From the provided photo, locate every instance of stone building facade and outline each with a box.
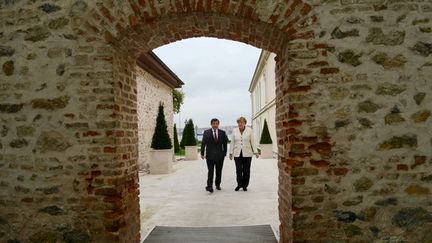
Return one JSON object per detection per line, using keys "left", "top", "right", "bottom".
{"left": 136, "top": 52, "right": 182, "bottom": 173}
{"left": 0, "top": 1, "right": 431, "bottom": 242}
{"left": 249, "top": 50, "right": 278, "bottom": 154}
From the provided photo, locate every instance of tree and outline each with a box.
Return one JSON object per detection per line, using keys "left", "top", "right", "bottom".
{"left": 173, "top": 123, "right": 180, "bottom": 153}
{"left": 183, "top": 119, "right": 197, "bottom": 146}
{"left": 180, "top": 124, "right": 186, "bottom": 149}
{"left": 259, "top": 119, "right": 273, "bottom": 144}
{"left": 151, "top": 103, "right": 172, "bottom": 149}
{"left": 172, "top": 89, "right": 184, "bottom": 114}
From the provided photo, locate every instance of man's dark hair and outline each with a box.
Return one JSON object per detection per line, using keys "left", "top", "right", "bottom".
{"left": 210, "top": 118, "right": 219, "bottom": 124}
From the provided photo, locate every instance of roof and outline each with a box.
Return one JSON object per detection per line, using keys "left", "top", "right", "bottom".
{"left": 136, "top": 51, "right": 184, "bottom": 89}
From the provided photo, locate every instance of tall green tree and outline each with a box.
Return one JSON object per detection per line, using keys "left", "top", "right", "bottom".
{"left": 180, "top": 122, "right": 187, "bottom": 149}
{"left": 172, "top": 89, "right": 184, "bottom": 114}
{"left": 173, "top": 123, "right": 180, "bottom": 153}
{"left": 151, "top": 103, "right": 172, "bottom": 149}
{"left": 183, "top": 119, "right": 197, "bottom": 146}
{"left": 259, "top": 119, "right": 273, "bottom": 144}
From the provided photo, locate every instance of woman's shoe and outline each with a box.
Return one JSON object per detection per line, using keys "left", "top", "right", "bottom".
{"left": 243, "top": 187, "right": 247, "bottom": 191}
{"left": 235, "top": 186, "right": 241, "bottom": 191}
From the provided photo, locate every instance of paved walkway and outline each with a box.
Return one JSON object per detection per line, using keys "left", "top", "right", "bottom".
{"left": 138, "top": 157, "right": 280, "bottom": 241}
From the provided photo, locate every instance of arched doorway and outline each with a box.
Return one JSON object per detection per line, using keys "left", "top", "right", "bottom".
{"left": 73, "top": 2, "right": 315, "bottom": 241}
{"left": 1, "top": 1, "right": 431, "bottom": 242}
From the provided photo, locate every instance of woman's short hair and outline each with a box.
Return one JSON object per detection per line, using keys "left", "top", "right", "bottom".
{"left": 236, "top": 116, "right": 247, "bottom": 124}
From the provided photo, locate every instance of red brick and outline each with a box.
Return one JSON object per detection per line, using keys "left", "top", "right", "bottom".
{"left": 307, "top": 61, "right": 328, "bottom": 68}
{"left": 320, "top": 67, "right": 339, "bottom": 74}
{"left": 301, "top": 3, "right": 312, "bottom": 15}
{"left": 288, "top": 86, "right": 311, "bottom": 93}
{"left": 412, "top": 155, "right": 426, "bottom": 169}
{"left": 103, "top": 195, "right": 123, "bottom": 203}
{"left": 98, "top": 4, "right": 114, "bottom": 22}
{"left": 332, "top": 167, "right": 349, "bottom": 175}
{"left": 397, "top": 164, "right": 409, "bottom": 171}
{"left": 83, "top": 131, "right": 101, "bottom": 137}
{"left": 292, "top": 31, "right": 314, "bottom": 40}
{"left": 288, "top": 119, "right": 303, "bottom": 127}
{"left": 104, "top": 146, "right": 116, "bottom": 153}
{"left": 288, "top": 111, "right": 299, "bottom": 118}
{"left": 270, "top": 14, "right": 279, "bottom": 24}
{"left": 64, "top": 113, "right": 75, "bottom": 118}
{"left": 129, "top": 3, "right": 141, "bottom": 16}
{"left": 91, "top": 170, "right": 102, "bottom": 176}
{"left": 313, "top": 43, "right": 328, "bottom": 49}
{"left": 290, "top": 152, "right": 312, "bottom": 158}
{"left": 287, "top": 159, "right": 305, "bottom": 168}
{"left": 104, "top": 210, "right": 124, "bottom": 219}
{"left": 95, "top": 187, "right": 120, "bottom": 196}
{"left": 284, "top": 0, "right": 302, "bottom": 18}
{"left": 292, "top": 177, "right": 306, "bottom": 185}
{"left": 310, "top": 159, "right": 329, "bottom": 167}
{"left": 287, "top": 128, "right": 300, "bottom": 135}
{"left": 21, "top": 198, "right": 33, "bottom": 203}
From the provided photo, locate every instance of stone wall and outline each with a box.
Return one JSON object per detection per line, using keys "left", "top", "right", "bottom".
{"left": 136, "top": 67, "right": 174, "bottom": 173}
{"left": 0, "top": 1, "right": 124, "bottom": 242}
{"left": 0, "top": 0, "right": 431, "bottom": 242}
{"left": 279, "top": 2, "right": 432, "bottom": 242}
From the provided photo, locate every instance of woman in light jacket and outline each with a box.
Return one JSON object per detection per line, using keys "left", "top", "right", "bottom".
{"left": 229, "top": 116, "right": 259, "bottom": 191}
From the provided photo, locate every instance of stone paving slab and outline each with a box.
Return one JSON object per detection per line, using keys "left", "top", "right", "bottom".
{"left": 139, "top": 158, "right": 279, "bottom": 241}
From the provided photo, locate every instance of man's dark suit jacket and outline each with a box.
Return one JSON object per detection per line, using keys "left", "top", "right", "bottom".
{"left": 200, "top": 129, "right": 228, "bottom": 161}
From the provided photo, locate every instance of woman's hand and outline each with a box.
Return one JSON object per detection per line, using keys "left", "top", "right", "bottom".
{"left": 255, "top": 153, "right": 259, "bottom": 158}
{"left": 229, "top": 154, "right": 233, "bottom": 160}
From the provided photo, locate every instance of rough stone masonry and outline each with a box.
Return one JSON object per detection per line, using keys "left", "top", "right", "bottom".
{"left": 0, "top": 0, "right": 431, "bottom": 242}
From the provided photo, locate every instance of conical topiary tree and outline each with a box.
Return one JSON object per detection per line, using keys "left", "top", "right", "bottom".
{"left": 259, "top": 119, "right": 273, "bottom": 144}
{"left": 180, "top": 123, "right": 187, "bottom": 149}
{"left": 173, "top": 123, "right": 180, "bottom": 153}
{"left": 151, "top": 103, "right": 172, "bottom": 149}
{"left": 184, "top": 119, "right": 197, "bottom": 146}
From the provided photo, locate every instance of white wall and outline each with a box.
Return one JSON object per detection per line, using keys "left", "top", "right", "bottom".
{"left": 251, "top": 52, "right": 277, "bottom": 154}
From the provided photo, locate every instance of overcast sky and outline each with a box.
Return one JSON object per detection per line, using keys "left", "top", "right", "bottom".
{"left": 154, "top": 37, "right": 261, "bottom": 128}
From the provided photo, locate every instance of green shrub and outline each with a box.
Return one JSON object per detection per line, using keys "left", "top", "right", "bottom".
{"left": 183, "top": 119, "right": 197, "bottom": 146}
{"left": 259, "top": 119, "right": 273, "bottom": 144}
{"left": 151, "top": 103, "right": 172, "bottom": 149}
{"left": 174, "top": 123, "right": 180, "bottom": 153}
{"left": 180, "top": 125, "right": 186, "bottom": 149}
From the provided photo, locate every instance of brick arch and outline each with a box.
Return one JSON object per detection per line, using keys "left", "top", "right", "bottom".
{"left": 71, "top": 1, "right": 318, "bottom": 242}
{"left": 2, "top": 0, "right": 431, "bottom": 242}
{"left": 79, "top": 0, "right": 316, "bottom": 56}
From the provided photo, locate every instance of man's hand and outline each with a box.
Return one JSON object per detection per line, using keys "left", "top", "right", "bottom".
{"left": 201, "top": 155, "right": 205, "bottom": 160}
{"left": 229, "top": 154, "right": 233, "bottom": 160}
{"left": 255, "top": 153, "right": 259, "bottom": 158}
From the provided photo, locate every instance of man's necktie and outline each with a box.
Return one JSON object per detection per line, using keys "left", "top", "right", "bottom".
{"left": 214, "top": 130, "right": 218, "bottom": 144}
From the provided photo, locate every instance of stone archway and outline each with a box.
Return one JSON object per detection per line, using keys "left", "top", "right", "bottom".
{"left": 1, "top": 1, "right": 431, "bottom": 242}
{"left": 72, "top": 1, "right": 316, "bottom": 242}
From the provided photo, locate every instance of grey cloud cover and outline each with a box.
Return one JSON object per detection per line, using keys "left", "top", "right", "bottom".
{"left": 154, "top": 37, "right": 261, "bottom": 128}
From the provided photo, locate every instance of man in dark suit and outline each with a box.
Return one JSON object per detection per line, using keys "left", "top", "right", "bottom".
{"left": 201, "top": 118, "right": 228, "bottom": 193}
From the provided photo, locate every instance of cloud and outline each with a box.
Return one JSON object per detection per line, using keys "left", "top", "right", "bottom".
{"left": 154, "top": 37, "right": 261, "bottom": 127}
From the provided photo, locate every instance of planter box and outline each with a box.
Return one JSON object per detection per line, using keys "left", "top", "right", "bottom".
{"left": 260, "top": 144, "right": 273, "bottom": 159}
{"left": 185, "top": 145, "right": 198, "bottom": 160}
{"left": 149, "top": 149, "right": 173, "bottom": 174}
